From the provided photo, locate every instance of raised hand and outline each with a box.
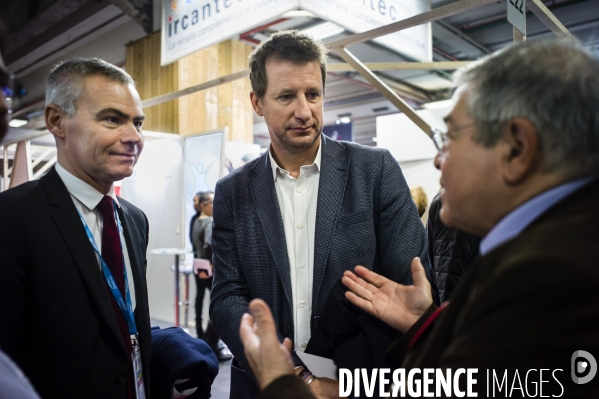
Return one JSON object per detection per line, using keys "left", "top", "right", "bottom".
{"left": 239, "top": 299, "right": 295, "bottom": 390}
{"left": 341, "top": 257, "right": 433, "bottom": 333}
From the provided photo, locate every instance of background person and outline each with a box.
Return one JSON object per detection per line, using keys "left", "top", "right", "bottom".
{"left": 192, "top": 191, "right": 232, "bottom": 362}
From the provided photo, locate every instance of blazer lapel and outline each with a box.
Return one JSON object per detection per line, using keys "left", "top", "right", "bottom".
{"left": 312, "top": 136, "right": 349, "bottom": 309}
{"left": 249, "top": 153, "right": 293, "bottom": 310}
{"left": 116, "top": 204, "right": 145, "bottom": 307}
{"left": 42, "top": 168, "right": 125, "bottom": 351}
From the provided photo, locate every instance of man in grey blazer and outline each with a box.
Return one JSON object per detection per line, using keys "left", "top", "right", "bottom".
{"left": 210, "top": 30, "right": 436, "bottom": 399}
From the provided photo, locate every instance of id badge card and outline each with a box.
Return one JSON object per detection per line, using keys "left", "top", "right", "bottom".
{"left": 132, "top": 337, "right": 146, "bottom": 399}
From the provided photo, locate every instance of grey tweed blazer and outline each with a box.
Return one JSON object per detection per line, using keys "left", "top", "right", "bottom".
{"left": 210, "top": 134, "right": 436, "bottom": 399}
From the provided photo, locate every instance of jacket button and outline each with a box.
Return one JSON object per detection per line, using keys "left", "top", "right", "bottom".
{"left": 115, "top": 373, "right": 126, "bottom": 384}
{"left": 284, "top": 324, "right": 292, "bottom": 333}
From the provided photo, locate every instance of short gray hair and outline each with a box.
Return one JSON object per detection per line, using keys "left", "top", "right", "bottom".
{"left": 454, "top": 37, "right": 599, "bottom": 179}
{"left": 46, "top": 58, "right": 135, "bottom": 117}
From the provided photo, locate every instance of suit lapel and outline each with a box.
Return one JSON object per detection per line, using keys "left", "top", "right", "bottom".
{"left": 116, "top": 204, "right": 145, "bottom": 307}
{"left": 42, "top": 168, "right": 125, "bottom": 351}
{"left": 312, "top": 136, "right": 349, "bottom": 309}
{"left": 249, "top": 153, "right": 293, "bottom": 310}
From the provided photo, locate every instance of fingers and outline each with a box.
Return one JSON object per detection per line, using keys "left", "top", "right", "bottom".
{"left": 344, "top": 290, "right": 374, "bottom": 315}
{"left": 410, "top": 257, "right": 429, "bottom": 288}
{"left": 353, "top": 265, "right": 391, "bottom": 288}
{"left": 248, "top": 299, "right": 278, "bottom": 344}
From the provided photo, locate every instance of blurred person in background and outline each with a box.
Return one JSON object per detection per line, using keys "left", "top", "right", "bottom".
{"left": 192, "top": 191, "right": 232, "bottom": 362}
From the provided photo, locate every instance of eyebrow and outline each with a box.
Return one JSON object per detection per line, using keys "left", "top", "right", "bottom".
{"left": 95, "top": 107, "right": 145, "bottom": 121}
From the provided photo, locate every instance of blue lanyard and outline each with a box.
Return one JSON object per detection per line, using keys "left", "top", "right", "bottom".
{"left": 78, "top": 202, "right": 137, "bottom": 335}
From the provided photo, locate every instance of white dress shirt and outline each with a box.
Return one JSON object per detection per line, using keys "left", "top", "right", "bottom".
{"left": 269, "top": 141, "right": 321, "bottom": 351}
{"left": 55, "top": 162, "right": 136, "bottom": 310}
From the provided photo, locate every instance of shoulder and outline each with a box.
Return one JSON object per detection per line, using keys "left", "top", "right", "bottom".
{"left": 0, "top": 180, "right": 43, "bottom": 210}
{"left": 118, "top": 197, "right": 147, "bottom": 224}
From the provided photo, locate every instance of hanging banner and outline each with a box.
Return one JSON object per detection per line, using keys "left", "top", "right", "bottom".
{"left": 162, "top": 0, "right": 431, "bottom": 66}
{"left": 300, "top": 0, "right": 431, "bottom": 62}
{"left": 162, "top": 0, "right": 297, "bottom": 66}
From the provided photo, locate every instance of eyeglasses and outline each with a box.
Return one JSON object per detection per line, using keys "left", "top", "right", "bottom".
{"left": 430, "top": 122, "right": 477, "bottom": 153}
{"left": 1, "top": 70, "right": 27, "bottom": 114}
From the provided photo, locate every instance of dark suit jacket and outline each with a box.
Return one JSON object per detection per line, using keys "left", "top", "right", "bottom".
{"left": 0, "top": 167, "right": 152, "bottom": 399}
{"left": 385, "top": 178, "right": 599, "bottom": 397}
{"left": 257, "top": 178, "right": 599, "bottom": 399}
{"left": 210, "top": 135, "right": 435, "bottom": 398}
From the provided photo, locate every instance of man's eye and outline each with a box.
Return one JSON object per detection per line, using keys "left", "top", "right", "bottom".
{"left": 105, "top": 116, "right": 119, "bottom": 123}
{"left": 307, "top": 92, "right": 320, "bottom": 99}
{"left": 134, "top": 121, "right": 143, "bottom": 128}
{"left": 279, "top": 95, "right": 292, "bottom": 101}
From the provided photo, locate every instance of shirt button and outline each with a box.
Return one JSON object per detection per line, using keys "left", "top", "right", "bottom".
{"left": 301, "top": 343, "right": 307, "bottom": 349}
{"left": 299, "top": 263, "right": 305, "bottom": 268}
{"left": 296, "top": 187, "right": 302, "bottom": 193}
{"left": 298, "top": 223, "right": 304, "bottom": 228}
{"left": 299, "top": 301, "right": 305, "bottom": 307}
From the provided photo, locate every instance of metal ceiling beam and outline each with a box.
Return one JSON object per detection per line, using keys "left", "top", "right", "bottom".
{"left": 527, "top": 0, "right": 572, "bottom": 36}
{"left": 141, "top": 69, "right": 250, "bottom": 108}
{"left": 326, "top": 0, "right": 499, "bottom": 50}
{"left": 332, "top": 47, "right": 431, "bottom": 135}
{"left": 328, "top": 61, "right": 472, "bottom": 71}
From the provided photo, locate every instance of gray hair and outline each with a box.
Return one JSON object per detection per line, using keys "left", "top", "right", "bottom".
{"left": 46, "top": 58, "right": 135, "bottom": 117}
{"left": 454, "top": 36, "right": 599, "bottom": 179}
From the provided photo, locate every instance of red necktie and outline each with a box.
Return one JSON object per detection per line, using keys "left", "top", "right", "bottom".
{"left": 97, "top": 196, "right": 135, "bottom": 398}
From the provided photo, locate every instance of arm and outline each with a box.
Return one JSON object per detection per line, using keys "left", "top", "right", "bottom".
{"left": 375, "top": 151, "right": 439, "bottom": 303}
{"left": 209, "top": 181, "right": 253, "bottom": 374}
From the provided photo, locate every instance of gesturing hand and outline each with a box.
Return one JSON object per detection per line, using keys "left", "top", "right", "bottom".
{"left": 239, "top": 299, "right": 295, "bottom": 390}
{"left": 341, "top": 257, "right": 433, "bottom": 333}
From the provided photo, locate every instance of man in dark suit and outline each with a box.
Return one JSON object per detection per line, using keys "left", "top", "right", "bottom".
{"left": 0, "top": 58, "right": 151, "bottom": 398}
{"left": 210, "top": 30, "right": 435, "bottom": 399}
{"left": 239, "top": 37, "right": 599, "bottom": 398}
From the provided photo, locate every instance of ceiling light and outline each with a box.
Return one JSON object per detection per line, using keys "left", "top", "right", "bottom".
{"left": 340, "top": 117, "right": 351, "bottom": 124}
{"left": 301, "top": 22, "right": 344, "bottom": 41}
{"left": 422, "top": 99, "right": 453, "bottom": 110}
{"left": 9, "top": 119, "right": 28, "bottom": 127}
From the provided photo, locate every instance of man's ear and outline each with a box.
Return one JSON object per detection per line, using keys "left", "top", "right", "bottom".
{"left": 45, "top": 104, "right": 66, "bottom": 139}
{"left": 501, "top": 117, "right": 540, "bottom": 185}
{"left": 250, "top": 92, "right": 264, "bottom": 117}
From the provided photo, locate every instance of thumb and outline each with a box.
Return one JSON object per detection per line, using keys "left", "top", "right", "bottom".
{"left": 248, "top": 299, "right": 278, "bottom": 343}
{"left": 411, "top": 257, "right": 429, "bottom": 287}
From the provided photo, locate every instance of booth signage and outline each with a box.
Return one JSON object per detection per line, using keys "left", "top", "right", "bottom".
{"left": 162, "top": 0, "right": 431, "bottom": 66}
{"left": 301, "top": 0, "right": 431, "bottom": 62}
{"left": 507, "top": 0, "right": 527, "bottom": 35}
{"left": 161, "top": 0, "right": 297, "bottom": 66}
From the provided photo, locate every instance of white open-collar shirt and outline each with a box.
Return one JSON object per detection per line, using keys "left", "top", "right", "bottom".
{"left": 55, "top": 162, "right": 136, "bottom": 310}
{"left": 269, "top": 140, "right": 322, "bottom": 351}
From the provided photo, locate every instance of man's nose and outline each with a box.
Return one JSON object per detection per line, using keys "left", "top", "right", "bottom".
{"left": 122, "top": 122, "right": 143, "bottom": 144}
{"left": 294, "top": 95, "right": 311, "bottom": 121}
{"left": 434, "top": 152, "right": 442, "bottom": 170}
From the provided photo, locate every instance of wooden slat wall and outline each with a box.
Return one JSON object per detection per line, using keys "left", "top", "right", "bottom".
{"left": 127, "top": 33, "right": 254, "bottom": 141}
{"left": 125, "top": 32, "right": 179, "bottom": 134}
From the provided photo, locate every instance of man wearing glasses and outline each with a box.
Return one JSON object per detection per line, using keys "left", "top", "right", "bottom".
{"left": 239, "top": 37, "right": 599, "bottom": 398}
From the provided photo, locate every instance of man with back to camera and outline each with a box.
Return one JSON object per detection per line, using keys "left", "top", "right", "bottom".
{"left": 0, "top": 22, "right": 42, "bottom": 399}
{"left": 0, "top": 58, "right": 152, "bottom": 398}
{"left": 209, "top": 29, "right": 437, "bottom": 399}
{"left": 239, "top": 36, "right": 599, "bottom": 398}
